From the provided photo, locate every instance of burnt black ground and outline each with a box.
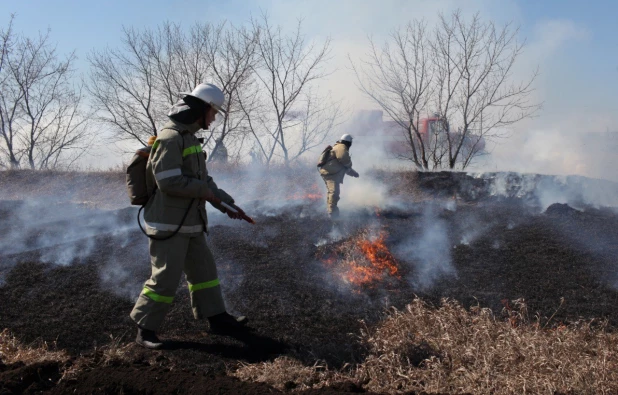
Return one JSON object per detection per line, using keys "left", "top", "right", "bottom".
{"left": 1, "top": 170, "right": 618, "bottom": 393}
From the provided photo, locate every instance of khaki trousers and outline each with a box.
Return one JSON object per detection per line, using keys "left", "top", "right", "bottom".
{"left": 130, "top": 233, "right": 226, "bottom": 331}
{"left": 321, "top": 176, "right": 341, "bottom": 217}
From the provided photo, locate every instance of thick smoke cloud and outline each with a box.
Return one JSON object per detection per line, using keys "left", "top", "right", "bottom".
{"left": 476, "top": 129, "right": 618, "bottom": 185}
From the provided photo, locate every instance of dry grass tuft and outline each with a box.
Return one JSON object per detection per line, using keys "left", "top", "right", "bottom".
{"left": 0, "top": 328, "right": 69, "bottom": 366}
{"left": 93, "top": 334, "right": 133, "bottom": 366}
{"left": 233, "top": 356, "right": 336, "bottom": 391}
{"left": 1, "top": 329, "right": 135, "bottom": 386}
{"left": 59, "top": 334, "right": 133, "bottom": 382}
{"left": 232, "top": 299, "right": 618, "bottom": 394}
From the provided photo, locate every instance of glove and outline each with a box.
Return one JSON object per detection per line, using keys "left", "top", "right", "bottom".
{"left": 226, "top": 203, "right": 246, "bottom": 220}
{"left": 232, "top": 204, "right": 246, "bottom": 216}
{"left": 226, "top": 209, "right": 241, "bottom": 220}
{"left": 217, "top": 189, "right": 235, "bottom": 205}
{"left": 349, "top": 169, "right": 360, "bottom": 178}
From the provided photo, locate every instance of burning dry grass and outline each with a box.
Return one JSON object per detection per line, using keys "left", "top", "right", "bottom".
{"left": 232, "top": 299, "right": 618, "bottom": 394}
{"left": 319, "top": 228, "right": 401, "bottom": 288}
{"left": 287, "top": 182, "right": 324, "bottom": 201}
{"left": 0, "top": 328, "right": 69, "bottom": 366}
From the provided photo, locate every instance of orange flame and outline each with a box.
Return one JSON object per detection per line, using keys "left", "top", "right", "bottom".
{"left": 345, "top": 232, "right": 400, "bottom": 286}
{"left": 322, "top": 257, "right": 337, "bottom": 265}
{"left": 287, "top": 184, "right": 324, "bottom": 201}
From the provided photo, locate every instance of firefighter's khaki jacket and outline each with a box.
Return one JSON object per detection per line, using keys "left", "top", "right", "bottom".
{"left": 319, "top": 142, "right": 356, "bottom": 183}
{"left": 143, "top": 119, "right": 233, "bottom": 235}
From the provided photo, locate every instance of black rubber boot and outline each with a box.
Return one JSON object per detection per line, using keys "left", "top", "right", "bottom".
{"left": 208, "top": 312, "right": 249, "bottom": 334}
{"left": 136, "top": 326, "right": 164, "bottom": 350}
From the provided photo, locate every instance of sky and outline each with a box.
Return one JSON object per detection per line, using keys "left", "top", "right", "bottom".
{"left": 2, "top": 0, "right": 618, "bottom": 179}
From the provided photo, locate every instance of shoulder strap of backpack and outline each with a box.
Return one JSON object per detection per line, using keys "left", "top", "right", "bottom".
{"left": 136, "top": 126, "right": 196, "bottom": 241}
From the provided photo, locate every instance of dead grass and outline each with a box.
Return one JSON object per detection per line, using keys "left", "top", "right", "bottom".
{"left": 93, "top": 334, "right": 134, "bottom": 367}
{"left": 234, "top": 357, "right": 335, "bottom": 391}
{"left": 232, "top": 298, "right": 618, "bottom": 394}
{"left": 1, "top": 328, "right": 136, "bottom": 387}
{"left": 59, "top": 334, "right": 134, "bottom": 382}
{"left": 0, "top": 328, "right": 69, "bottom": 366}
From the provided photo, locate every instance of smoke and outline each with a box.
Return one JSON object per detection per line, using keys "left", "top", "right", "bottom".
{"left": 40, "top": 237, "right": 96, "bottom": 266}
{"left": 204, "top": 114, "right": 394, "bottom": 220}
{"left": 333, "top": 111, "right": 401, "bottom": 210}
{"left": 340, "top": 177, "right": 388, "bottom": 209}
{"left": 394, "top": 205, "right": 456, "bottom": 291}
{"left": 0, "top": 200, "right": 132, "bottom": 256}
{"left": 99, "top": 253, "right": 146, "bottom": 301}
{"left": 3, "top": 124, "right": 616, "bottom": 302}
{"left": 314, "top": 224, "right": 346, "bottom": 247}
{"left": 203, "top": 162, "right": 328, "bottom": 222}
{"left": 481, "top": 172, "right": 618, "bottom": 210}
{"left": 474, "top": 118, "right": 618, "bottom": 186}
{"left": 457, "top": 213, "right": 488, "bottom": 246}
{"left": 0, "top": 196, "right": 143, "bottom": 298}
{"left": 216, "top": 256, "right": 247, "bottom": 316}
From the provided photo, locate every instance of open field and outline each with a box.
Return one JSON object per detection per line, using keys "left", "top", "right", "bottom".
{"left": 1, "top": 169, "right": 618, "bottom": 394}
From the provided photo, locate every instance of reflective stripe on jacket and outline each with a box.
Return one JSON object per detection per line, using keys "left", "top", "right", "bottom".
{"left": 143, "top": 119, "right": 234, "bottom": 235}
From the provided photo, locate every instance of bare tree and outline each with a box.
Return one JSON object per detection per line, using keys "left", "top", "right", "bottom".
{"left": 288, "top": 91, "right": 344, "bottom": 161}
{"left": 241, "top": 15, "right": 335, "bottom": 165}
{"left": 433, "top": 11, "right": 540, "bottom": 169}
{"left": 0, "top": 15, "right": 91, "bottom": 170}
{"left": 87, "top": 25, "right": 191, "bottom": 146}
{"left": 0, "top": 14, "right": 19, "bottom": 168}
{"left": 351, "top": 20, "right": 434, "bottom": 169}
{"left": 145, "top": 22, "right": 213, "bottom": 108}
{"left": 202, "top": 23, "right": 259, "bottom": 162}
{"left": 352, "top": 11, "right": 541, "bottom": 170}
{"left": 88, "top": 21, "right": 259, "bottom": 161}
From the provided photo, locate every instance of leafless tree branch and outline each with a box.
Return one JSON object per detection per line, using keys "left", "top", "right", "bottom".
{"left": 0, "top": 16, "right": 92, "bottom": 169}
{"left": 351, "top": 10, "right": 541, "bottom": 170}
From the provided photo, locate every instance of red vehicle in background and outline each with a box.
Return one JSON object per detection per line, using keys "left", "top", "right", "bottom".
{"left": 352, "top": 110, "right": 485, "bottom": 159}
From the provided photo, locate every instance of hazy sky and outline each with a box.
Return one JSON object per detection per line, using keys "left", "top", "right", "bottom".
{"left": 2, "top": 0, "right": 617, "bottom": 179}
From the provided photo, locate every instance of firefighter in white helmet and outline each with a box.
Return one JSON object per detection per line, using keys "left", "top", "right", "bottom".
{"left": 130, "top": 83, "right": 248, "bottom": 349}
{"left": 317, "top": 134, "right": 359, "bottom": 218}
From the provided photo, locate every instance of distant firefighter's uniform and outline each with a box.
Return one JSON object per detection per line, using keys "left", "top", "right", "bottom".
{"left": 318, "top": 142, "right": 358, "bottom": 217}
{"left": 130, "top": 119, "right": 235, "bottom": 331}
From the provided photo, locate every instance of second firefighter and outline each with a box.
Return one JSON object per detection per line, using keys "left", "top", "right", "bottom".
{"left": 318, "top": 134, "right": 359, "bottom": 218}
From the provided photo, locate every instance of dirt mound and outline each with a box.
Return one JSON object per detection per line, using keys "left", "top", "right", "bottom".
{"left": 545, "top": 203, "right": 580, "bottom": 216}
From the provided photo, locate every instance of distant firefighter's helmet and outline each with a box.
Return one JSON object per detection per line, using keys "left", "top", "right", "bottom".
{"left": 340, "top": 134, "right": 354, "bottom": 143}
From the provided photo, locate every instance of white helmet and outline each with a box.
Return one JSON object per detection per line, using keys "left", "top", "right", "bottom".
{"left": 340, "top": 134, "right": 354, "bottom": 143}
{"left": 180, "top": 83, "right": 227, "bottom": 114}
